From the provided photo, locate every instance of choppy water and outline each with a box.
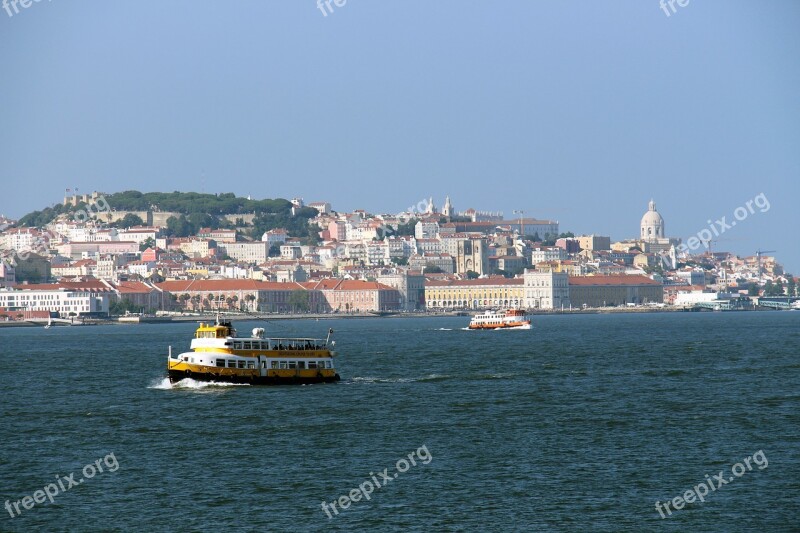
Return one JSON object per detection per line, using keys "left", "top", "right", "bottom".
{"left": 1, "top": 312, "right": 798, "bottom": 532}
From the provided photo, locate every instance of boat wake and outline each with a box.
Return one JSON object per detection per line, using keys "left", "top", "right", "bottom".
{"left": 348, "top": 374, "right": 451, "bottom": 384}
{"left": 148, "top": 378, "right": 250, "bottom": 390}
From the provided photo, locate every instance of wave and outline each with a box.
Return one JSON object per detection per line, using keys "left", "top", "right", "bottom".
{"left": 148, "top": 378, "right": 250, "bottom": 390}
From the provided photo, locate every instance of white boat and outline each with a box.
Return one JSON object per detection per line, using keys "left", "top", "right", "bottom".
{"left": 469, "top": 309, "right": 531, "bottom": 330}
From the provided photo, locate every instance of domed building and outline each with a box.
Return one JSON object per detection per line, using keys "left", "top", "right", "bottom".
{"left": 640, "top": 199, "right": 665, "bottom": 242}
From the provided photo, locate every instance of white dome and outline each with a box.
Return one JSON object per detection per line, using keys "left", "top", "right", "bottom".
{"left": 640, "top": 200, "right": 665, "bottom": 240}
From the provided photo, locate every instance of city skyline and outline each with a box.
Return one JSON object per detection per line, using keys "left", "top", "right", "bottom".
{"left": 1, "top": 1, "right": 798, "bottom": 271}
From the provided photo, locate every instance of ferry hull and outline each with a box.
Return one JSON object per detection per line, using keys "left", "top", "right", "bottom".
{"left": 468, "top": 321, "right": 531, "bottom": 330}
{"left": 168, "top": 369, "right": 341, "bottom": 386}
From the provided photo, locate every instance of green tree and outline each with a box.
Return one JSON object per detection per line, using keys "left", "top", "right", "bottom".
{"left": 423, "top": 265, "right": 444, "bottom": 274}
{"left": 139, "top": 237, "right": 156, "bottom": 252}
{"left": 109, "top": 299, "right": 145, "bottom": 316}
{"left": 466, "top": 270, "right": 479, "bottom": 279}
{"left": 288, "top": 290, "right": 310, "bottom": 313}
{"left": 395, "top": 218, "right": 418, "bottom": 237}
{"left": 113, "top": 213, "right": 145, "bottom": 228}
{"left": 166, "top": 215, "right": 195, "bottom": 237}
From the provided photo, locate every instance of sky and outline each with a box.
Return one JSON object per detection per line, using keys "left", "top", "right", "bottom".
{"left": 1, "top": 1, "right": 798, "bottom": 271}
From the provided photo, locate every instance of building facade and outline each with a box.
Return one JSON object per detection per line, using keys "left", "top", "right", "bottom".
{"left": 568, "top": 275, "right": 663, "bottom": 307}
{"left": 425, "top": 277, "right": 525, "bottom": 310}
{"left": 523, "top": 269, "right": 570, "bottom": 310}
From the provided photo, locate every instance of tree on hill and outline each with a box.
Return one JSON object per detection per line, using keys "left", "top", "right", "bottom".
{"left": 111, "top": 213, "right": 145, "bottom": 229}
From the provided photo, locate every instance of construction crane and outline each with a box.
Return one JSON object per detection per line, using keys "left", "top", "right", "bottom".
{"left": 755, "top": 249, "right": 777, "bottom": 277}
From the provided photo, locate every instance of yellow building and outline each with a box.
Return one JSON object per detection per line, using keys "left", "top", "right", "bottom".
{"left": 425, "top": 277, "right": 524, "bottom": 310}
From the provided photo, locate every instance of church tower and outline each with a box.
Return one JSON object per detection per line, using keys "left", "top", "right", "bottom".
{"left": 443, "top": 196, "right": 453, "bottom": 218}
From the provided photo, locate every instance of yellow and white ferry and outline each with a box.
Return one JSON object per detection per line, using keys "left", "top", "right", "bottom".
{"left": 167, "top": 318, "right": 340, "bottom": 385}
{"left": 468, "top": 309, "right": 531, "bottom": 330}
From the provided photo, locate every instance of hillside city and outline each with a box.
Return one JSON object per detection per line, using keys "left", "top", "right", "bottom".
{"left": 0, "top": 191, "right": 796, "bottom": 321}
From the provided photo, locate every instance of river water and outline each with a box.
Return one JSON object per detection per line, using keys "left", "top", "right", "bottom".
{"left": 0, "top": 312, "right": 798, "bottom": 532}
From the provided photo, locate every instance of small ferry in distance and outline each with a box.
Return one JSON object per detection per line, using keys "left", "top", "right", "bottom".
{"left": 167, "top": 317, "right": 340, "bottom": 385}
{"left": 468, "top": 309, "right": 531, "bottom": 330}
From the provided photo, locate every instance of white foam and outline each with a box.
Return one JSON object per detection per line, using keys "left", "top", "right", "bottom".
{"left": 148, "top": 377, "right": 250, "bottom": 390}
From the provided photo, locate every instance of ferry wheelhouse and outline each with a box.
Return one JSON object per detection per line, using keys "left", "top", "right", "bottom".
{"left": 468, "top": 309, "right": 531, "bottom": 330}
{"left": 167, "top": 318, "right": 340, "bottom": 385}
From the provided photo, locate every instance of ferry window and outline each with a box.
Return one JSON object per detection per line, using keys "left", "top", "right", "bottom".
{"left": 243, "top": 342, "right": 252, "bottom": 350}
{"left": 233, "top": 342, "right": 242, "bottom": 350}
{"left": 271, "top": 361, "right": 278, "bottom": 369}
{"left": 262, "top": 361, "right": 268, "bottom": 369}
{"left": 308, "top": 361, "right": 317, "bottom": 369}
{"left": 298, "top": 361, "right": 306, "bottom": 369}
{"left": 247, "top": 362, "right": 255, "bottom": 369}
{"left": 228, "top": 360, "right": 237, "bottom": 368}
{"left": 238, "top": 361, "right": 246, "bottom": 369}
{"left": 288, "top": 362, "right": 297, "bottom": 369}
{"left": 326, "top": 361, "right": 332, "bottom": 369}
{"left": 216, "top": 359, "right": 225, "bottom": 367}
{"left": 279, "top": 361, "right": 288, "bottom": 369}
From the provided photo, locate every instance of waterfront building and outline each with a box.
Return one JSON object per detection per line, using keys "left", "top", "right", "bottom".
{"left": 523, "top": 269, "right": 570, "bottom": 310}
{"left": 0, "top": 279, "right": 112, "bottom": 316}
{"left": 377, "top": 270, "right": 425, "bottom": 311}
{"left": 425, "top": 277, "right": 525, "bottom": 310}
{"left": 568, "top": 275, "right": 663, "bottom": 307}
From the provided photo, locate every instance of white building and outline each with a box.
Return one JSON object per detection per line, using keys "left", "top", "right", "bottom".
{"left": 261, "top": 229, "right": 288, "bottom": 249}
{"left": 220, "top": 242, "right": 270, "bottom": 264}
{"left": 523, "top": 269, "right": 570, "bottom": 310}
{"left": 118, "top": 227, "right": 162, "bottom": 246}
{"left": 415, "top": 221, "right": 440, "bottom": 240}
{"left": 0, "top": 261, "right": 15, "bottom": 287}
{"left": 529, "top": 247, "right": 568, "bottom": 265}
{"left": 3, "top": 228, "right": 39, "bottom": 252}
{"left": 0, "top": 284, "right": 111, "bottom": 316}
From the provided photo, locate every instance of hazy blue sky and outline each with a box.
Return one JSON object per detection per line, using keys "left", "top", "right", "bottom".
{"left": 1, "top": 1, "right": 798, "bottom": 271}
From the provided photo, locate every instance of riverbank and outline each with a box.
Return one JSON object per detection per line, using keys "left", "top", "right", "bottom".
{"left": 0, "top": 306, "right": 790, "bottom": 329}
